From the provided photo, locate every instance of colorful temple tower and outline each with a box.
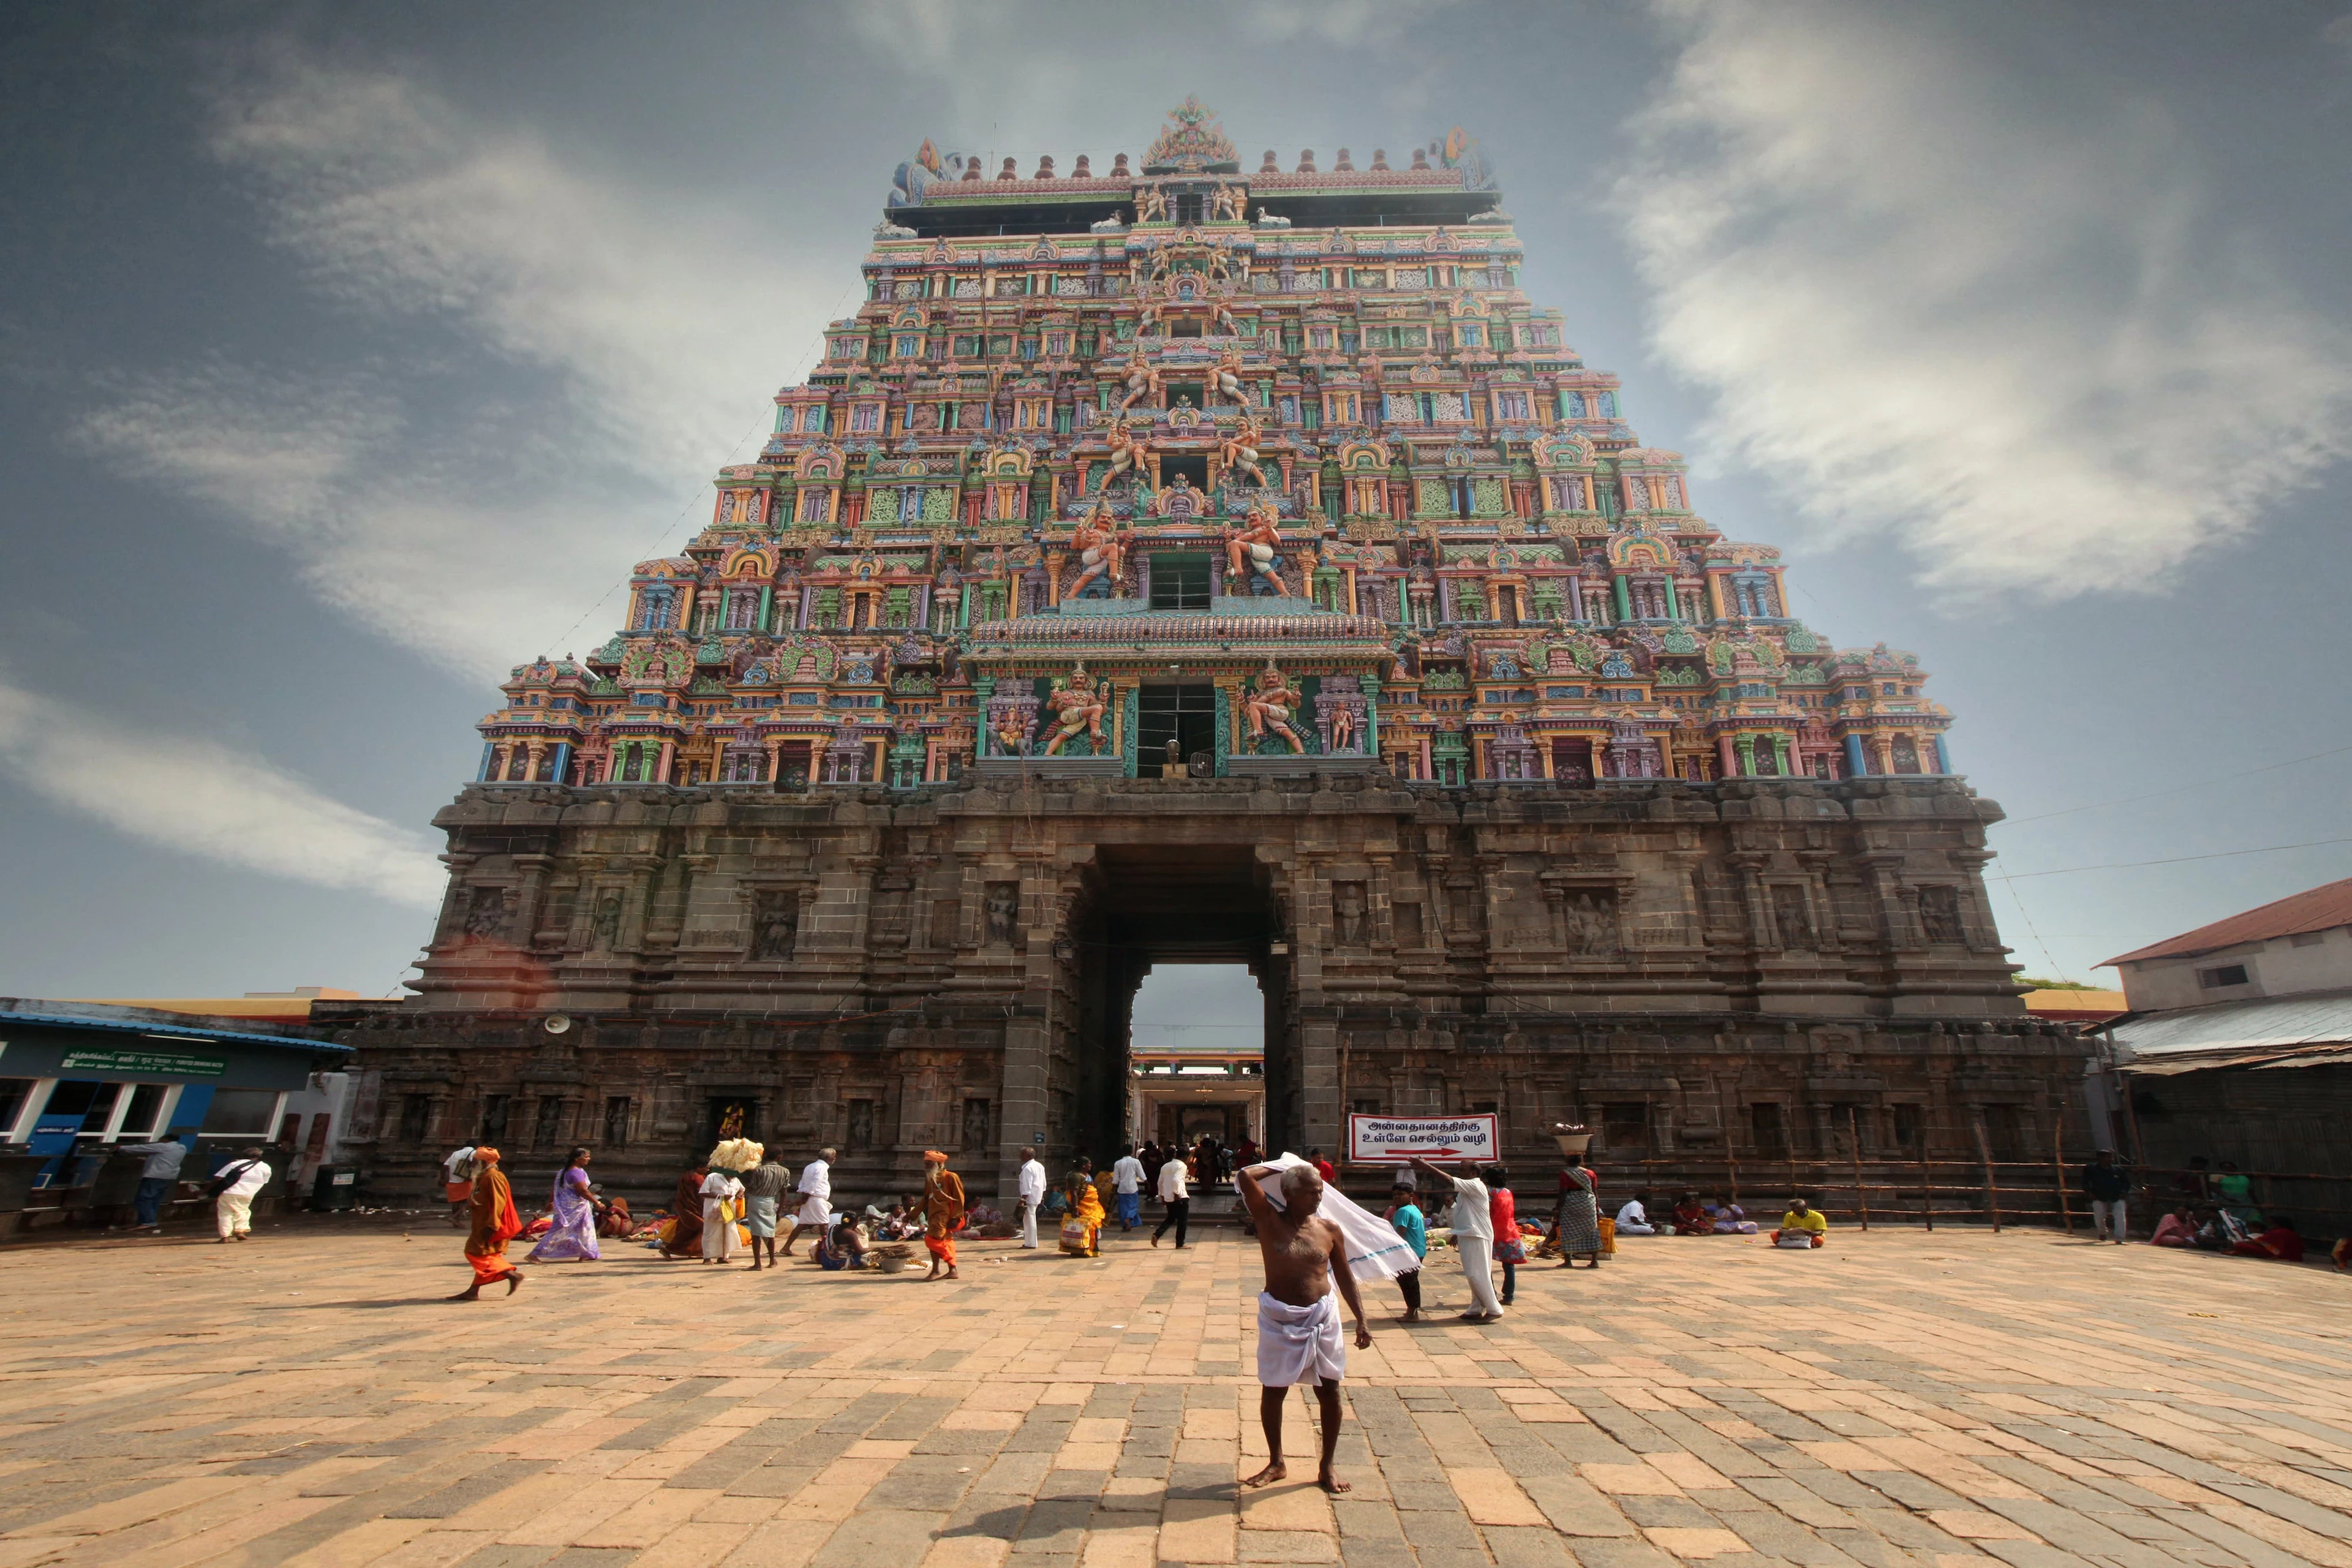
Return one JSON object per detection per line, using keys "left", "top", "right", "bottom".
{"left": 347, "top": 105, "right": 2078, "bottom": 1205}
{"left": 473, "top": 99, "right": 1953, "bottom": 794}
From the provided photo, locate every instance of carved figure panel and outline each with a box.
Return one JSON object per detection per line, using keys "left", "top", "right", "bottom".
{"left": 1332, "top": 881, "right": 1368, "bottom": 946}
{"left": 984, "top": 881, "right": 1020, "bottom": 946}
{"left": 750, "top": 891, "right": 801, "bottom": 960}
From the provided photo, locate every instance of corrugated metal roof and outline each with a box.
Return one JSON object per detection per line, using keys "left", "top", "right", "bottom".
{"left": 2104, "top": 876, "right": 2352, "bottom": 966}
{"left": 2109, "top": 989, "right": 2352, "bottom": 1075}
{"left": 0, "top": 1009, "right": 353, "bottom": 1054}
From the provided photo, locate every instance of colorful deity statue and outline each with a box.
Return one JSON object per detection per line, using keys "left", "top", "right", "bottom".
{"left": 1042, "top": 665, "right": 1110, "bottom": 755}
{"left": 1244, "top": 662, "right": 1305, "bottom": 753}
{"left": 1065, "top": 503, "right": 1129, "bottom": 599}
{"left": 1223, "top": 501, "right": 1287, "bottom": 595}
{"left": 1219, "top": 412, "right": 1267, "bottom": 487}
{"left": 1102, "top": 417, "right": 1152, "bottom": 494}
{"left": 1117, "top": 349, "right": 1161, "bottom": 411}
{"left": 1210, "top": 349, "right": 1246, "bottom": 404}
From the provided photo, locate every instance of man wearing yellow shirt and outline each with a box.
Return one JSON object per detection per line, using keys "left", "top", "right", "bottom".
{"left": 1771, "top": 1197, "right": 1828, "bottom": 1249}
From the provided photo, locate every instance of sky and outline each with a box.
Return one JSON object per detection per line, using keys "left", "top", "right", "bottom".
{"left": 4, "top": 0, "right": 2351, "bottom": 1006}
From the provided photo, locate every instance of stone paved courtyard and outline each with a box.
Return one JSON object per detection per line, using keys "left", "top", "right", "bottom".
{"left": 4, "top": 1218, "right": 2351, "bottom": 1567}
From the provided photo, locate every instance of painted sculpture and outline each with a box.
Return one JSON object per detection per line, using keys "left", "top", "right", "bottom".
{"left": 472, "top": 100, "right": 1956, "bottom": 791}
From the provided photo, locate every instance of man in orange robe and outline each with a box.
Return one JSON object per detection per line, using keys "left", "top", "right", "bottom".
{"left": 451, "top": 1147, "right": 525, "bottom": 1300}
{"left": 922, "top": 1151, "right": 965, "bottom": 1281}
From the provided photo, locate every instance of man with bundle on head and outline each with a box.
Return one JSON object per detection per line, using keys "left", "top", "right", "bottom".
{"left": 450, "top": 1147, "right": 524, "bottom": 1300}
{"left": 1235, "top": 1158, "right": 1374, "bottom": 1496}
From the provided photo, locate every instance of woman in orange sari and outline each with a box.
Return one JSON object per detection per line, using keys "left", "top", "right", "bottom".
{"left": 450, "top": 1147, "right": 525, "bottom": 1300}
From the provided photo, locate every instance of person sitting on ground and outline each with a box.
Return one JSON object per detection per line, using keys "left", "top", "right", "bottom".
{"left": 1615, "top": 1192, "right": 1657, "bottom": 1236}
{"left": 2149, "top": 1206, "right": 2197, "bottom": 1248}
{"left": 1771, "top": 1197, "right": 1829, "bottom": 1249}
{"left": 815, "top": 1213, "right": 872, "bottom": 1270}
{"left": 597, "top": 1194, "right": 635, "bottom": 1238}
{"left": 1671, "top": 1193, "right": 1709, "bottom": 1235}
{"left": 2232, "top": 1215, "right": 2305, "bottom": 1262}
{"left": 2191, "top": 1205, "right": 2248, "bottom": 1251}
{"left": 1709, "top": 1197, "right": 1757, "bottom": 1234}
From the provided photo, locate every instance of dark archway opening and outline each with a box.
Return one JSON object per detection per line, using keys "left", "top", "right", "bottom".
{"left": 1060, "top": 844, "right": 1292, "bottom": 1165}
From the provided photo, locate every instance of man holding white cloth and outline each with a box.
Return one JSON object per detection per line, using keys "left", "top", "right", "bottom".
{"left": 1236, "top": 1159, "right": 1372, "bottom": 1495}
{"left": 1412, "top": 1157, "right": 1503, "bottom": 1321}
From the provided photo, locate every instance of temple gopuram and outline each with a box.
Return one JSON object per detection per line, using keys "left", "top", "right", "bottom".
{"left": 331, "top": 102, "right": 2085, "bottom": 1204}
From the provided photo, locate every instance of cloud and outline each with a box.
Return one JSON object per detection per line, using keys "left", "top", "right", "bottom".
{"left": 69, "top": 47, "right": 842, "bottom": 682}
{"left": 0, "top": 678, "right": 445, "bottom": 909}
{"left": 69, "top": 363, "right": 647, "bottom": 676}
{"left": 1616, "top": 4, "right": 2352, "bottom": 601}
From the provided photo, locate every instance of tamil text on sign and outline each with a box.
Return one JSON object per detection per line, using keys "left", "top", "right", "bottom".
{"left": 1346, "top": 1114, "right": 1499, "bottom": 1165}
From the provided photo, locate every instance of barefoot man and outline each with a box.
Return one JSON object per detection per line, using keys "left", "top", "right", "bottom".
{"left": 1237, "top": 1160, "right": 1373, "bottom": 1494}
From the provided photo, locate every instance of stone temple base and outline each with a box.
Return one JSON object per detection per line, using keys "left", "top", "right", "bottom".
{"left": 322, "top": 774, "right": 2085, "bottom": 1211}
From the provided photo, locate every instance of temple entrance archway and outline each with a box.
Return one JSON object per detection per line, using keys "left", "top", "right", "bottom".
{"left": 1053, "top": 845, "right": 1296, "bottom": 1163}
{"left": 1128, "top": 961, "right": 1264, "bottom": 1155}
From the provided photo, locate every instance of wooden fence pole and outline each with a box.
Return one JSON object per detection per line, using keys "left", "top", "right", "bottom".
{"left": 1848, "top": 1107, "right": 1869, "bottom": 1232}
{"left": 1919, "top": 1137, "right": 1933, "bottom": 1232}
{"left": 2053, "top": 1120, "right": 2074, "bottom": 1236}
{"left": 1975, "top": 1119, "right": 2001, "bottom": 1234}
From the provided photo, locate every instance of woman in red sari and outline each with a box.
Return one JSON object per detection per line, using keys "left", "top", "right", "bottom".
{"left": 450, "top": 1147, "right": 525, "bottom": 1300}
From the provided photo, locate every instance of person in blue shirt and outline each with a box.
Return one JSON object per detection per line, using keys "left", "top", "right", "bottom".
{"left": 1385, "top": 1191, "right": 1429, "bottom": 1322}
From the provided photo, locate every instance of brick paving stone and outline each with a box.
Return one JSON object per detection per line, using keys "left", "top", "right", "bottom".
{"left": 5, "top": 1225, "right": 2352, "bottom": 1564}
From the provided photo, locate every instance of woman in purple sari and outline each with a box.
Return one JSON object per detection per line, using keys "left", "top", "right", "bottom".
{"left": 527, "top": 1147, "right": 601, "bottom": 1262}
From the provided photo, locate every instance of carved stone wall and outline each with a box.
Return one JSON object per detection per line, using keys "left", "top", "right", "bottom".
{"left": 330, "top": 773, "right": 2086, "bottom": 1207}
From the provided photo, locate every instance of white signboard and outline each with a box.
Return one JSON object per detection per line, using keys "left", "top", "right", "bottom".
{"left": 1346, "top": 1114, "right": 1499, "bottom": 1166}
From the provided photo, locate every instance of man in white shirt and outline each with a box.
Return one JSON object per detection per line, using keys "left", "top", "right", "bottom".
{"left": 442, "top": 1145, "right": 477, "bottom": 1227}
{"left": 1016, "top": 1147, "right": 1048, "bottom": 1248}
{"left": 1411, "top": 1157, "right": 1502, "bottom": 1321}
{"left": 1615, "top": 1193, "right": 1656, "bottom": 1236}
{"left": 780, "top": 1148, "right": 834, "bottom": 1257}
{"left": 1152, "top": 1149, "right": 1191, "bottom": 1249}
{"left": 119, "top": 1135, "right": 190, "bottom": 1231}
{"left": 214, "top": 1147, "right": 273, "bottom": 1242}
{"left": 1110, "top": 1147, "right": 1147, "bottom": 1231}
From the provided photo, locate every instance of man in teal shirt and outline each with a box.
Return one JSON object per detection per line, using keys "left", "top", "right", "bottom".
{"left": 1387, "top": 1191, "right": 1428, "bottom": 1322}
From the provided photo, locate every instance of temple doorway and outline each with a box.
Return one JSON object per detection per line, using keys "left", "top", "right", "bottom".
{"left": 1054, "top": 844, "right": 1292, "bottom": 1161}
{"left": 1128, "top": 961, "right": 1264, "bottom": 1153}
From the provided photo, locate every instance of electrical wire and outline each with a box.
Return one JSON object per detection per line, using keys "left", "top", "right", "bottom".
{"left": 2000, "top": 742, "right": 2352, "bottom": 828}
{"left": 1994, "top": 836, "right": 2352, "bottom": 881}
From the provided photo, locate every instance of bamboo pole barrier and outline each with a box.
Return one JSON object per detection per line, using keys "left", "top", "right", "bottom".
{"left": 2053, "top": 1123, "right": 2075, "bottom": 1235}
{"left": 1920, "top": 1138, "right": 1934, "bottom": 1231}
{"left": 1974, "top": 1118, "right": 2000, "bottom": 1234}
{"left": 1847, "top": 1107, "right": 1869, "bottom": 1232}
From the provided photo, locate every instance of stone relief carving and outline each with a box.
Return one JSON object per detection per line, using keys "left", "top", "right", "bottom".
{"left": 1332, "top": 881, "right": 1368, "bottom": 946}
{"left": 984, "top": 882, "right": 1020, "bottom": 946}
{"left": 750, "top": 891, "right": 801, "bottom": 960}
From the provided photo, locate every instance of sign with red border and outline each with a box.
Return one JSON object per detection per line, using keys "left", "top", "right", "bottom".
{"left": 1346, "top": 1113, "right": 1499, "bottom": 1166}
